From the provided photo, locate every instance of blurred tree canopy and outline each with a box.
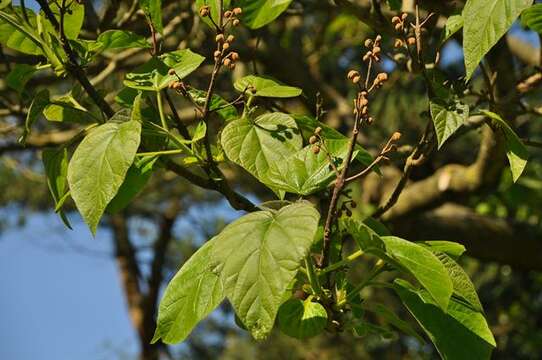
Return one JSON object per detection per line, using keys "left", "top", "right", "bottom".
{"left": 1, "top": 0, "right": 542, "bottom": 359}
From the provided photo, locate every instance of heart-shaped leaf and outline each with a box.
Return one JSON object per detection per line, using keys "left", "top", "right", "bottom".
{"left": 234, "top": 75, "right": 301, "bottom": 98}
{"left": 278, "top": 298, "right": 327, "bottom": 339}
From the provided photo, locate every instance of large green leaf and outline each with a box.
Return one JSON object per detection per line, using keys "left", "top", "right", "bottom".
{"left": 521, "top": 4, "right": 542, "bottom": 33}
{"left": 430, "top": 99, "right": 469, "bottom": 148}
{"left": 96, "top": 30, "right": 151, "bottom": 51}
{"left": 440, "top": 14, "right": 463, "bottom": 46}
{"left": 43, "top": 148, "right": 72, "bottom": 229}
{"left": 394, "top": 279, "right": 495, "bottom": 360}
{"left": 0, "top": 0, "right": 10, "bottom": 10}
{"left": 237, "top": 0, "right": 293, "bottom": 29}
{"left": 152, "top": 239, "right": 224, "bottom": 344}
{"left": 481, "top": 110, "right": 529, "bottom": 182}
{"left": 419, "top": 241, "right": 466, "bottom": 260}
{"left": 340, "top": 218, "right": 386, "bottom": 256}
{"left": 0, "top": 7, "right": 43, "bottom": 55}
{"left": 278, "top": 299, "right": 327, "bottom": 339}
{"left": 139, "top": 0, "right": 163, "bottom": 33}
{"left": 234, "top": 75, "right": 301, "bottom": 98}
{"left": 221, "top": 112, "right": 303, "bottom": 185}
{"left": 463, "top": 0, "right": 531, "bottom": 79}
{"left": 124, "top": 49, "right": 205, "bottom": 91}
{"left": 67, "top": 101, "right": 142, "bottom": 234}
{"left": 211, "top": 202, "right": 320, "bottom": 339}
{"left": 434, "top": 251, "right": 483, "bottom": 313}
{"left": 381, "top": 236, "right": 453, "bottom": 311}
{"left": 43, "top": 1, "right": 84, "bottom": 39}
{"left": 266, "top": 139, "right": 358, "bottom": 195}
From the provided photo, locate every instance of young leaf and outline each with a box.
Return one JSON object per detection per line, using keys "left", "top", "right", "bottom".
{"left": 521, "top": 4, "right": 542, "bottom": 33}
{"left": 419, "top": 241, "right": 466, "bottom": 260}
{"left": 139, "top": 0, "right": 163, "bottom": 33}
{"left": 42, "top": 1, "right": 85, "bottom": 39}
{"left": 124, "top": 49, "right": 205, "bottom": 91}
{"left": 211, "top": 202, "right": 320, "bottom": 339}
{"left": 340, "top": 218, "right": 386, "bottom": 256}
{"left": 188, "top": 88, "right": 238, "bottom": 121}
{"left": 440, "top": 14, "right": 463, "bottom": 46}
{"left": 463, "top": 0, "right": 531, "bottom": 79}
{"left": 67, "top": 103, "right": 142, "bottom": 235}
{"left": 0, "top": 0, "right": 11, "bottom": 10}
{"left": 221, "top": 112, "right": 303, "bottom": 186}
{"left": 107, "top": 156, "right": 157, "bottom": 214}
{"left": 278, "top": 299, "right": 328, "bottom": 339}
{"left": 43, "top": 148, "right": 72, "bottom": 229}
{"left": 430, "top": 99, "right": 469, "bottom": 148}
{"left": 152, "top": 240, "right": 224, "bottom": 344}
{"left": 21, "top": 89, "right": 50, "bottom": 144}
{"left": 381, "top": 236, "right": 453, "bottom": 311}
{"left": 96, "top": 30, "right": 151, "bottom": 51}
{"left": 481, "top": 110, "right": 529, "bottom": 182}
{"left": 6, "top": 64, "right": 39, "bottom": 93}
{"left": 394, "top": 279, "right": 495, "bottom": 360}
{"left": 434, "top": 251, "right": 484, "bottom": 313}
{"left": 237, "top": 0, "right": 293, "bottom": 29}
{"left": 234, "top": 75, "right": 302, "bottom": 98}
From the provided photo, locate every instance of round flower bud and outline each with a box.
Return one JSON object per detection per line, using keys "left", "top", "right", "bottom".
{"left": 391, "top": 131, "right": 402, "bottom": 141}
{"left": 199, "top": 5, "right": 210, "bottom": 17}
{"left": 395, "top": 23, "right": 403, "bottom": 31}
{"left": 227, "top": 35, "right": 235, "bottom": 43}
{"left": 314, "top": 126, "right": 322, "bottom": 135}
{"left": 214, "top": 50, "right": 221, "bottom": 58}
{"left": 394, "top": 38, "right": 403, "bottom": 48}
{"left": 347, "top": 70, "right": 359, "bottom": 80}
{"left": 352, "top": 75, "right": 361, "bottom": 84}
{"left": 222, "top": 42, "right": 230, "bottom": 50}
{"left": 375, "top": 35, "right": 382, "bottom": 42}
{"left": 364, "top": 39, "right": 373, "bottom": 48}
{"left": 224, "top": 10, "right": 232, "bottom": 18}
{"left": 233, "top": 7, "right": 242, "bottom": 15}
{"left": 401, "top": 13, "right": 408, "bottom": 20}
{"left": 392, "top": 16, "right": 401, "bottom": 24}
{"left": 312, "top": 145, "right": 321, "bottom": 154}
{"left": 407, "top": 37, "right": 416, "bottom": 46}
{"left": 230, "top": 52, "right": 240, "bottom": 61}
{"left": 223, "top": 58, "right": 232, "bottom": 66}
{"left": 215, "top": 34, "right": 225, "bottom": 43}
{"left": 233, "top": 19, "right": 240, "bottom": 26}
{"left": 309, "top": 135, "right": 318, "bottom": 145}
{"left": 372, "top": 46, "right": 381, "bottom": 54}
{"left": 377, "top": 72, "right": 388, "bottom": 82}
{"left": 168, "top": 68, "right": 176, "bottom": 76}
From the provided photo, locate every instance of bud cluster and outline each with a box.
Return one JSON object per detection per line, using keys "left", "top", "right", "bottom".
{"left": 362, "top": 35, "right": 382, "bottom": 63}
{"left": 310, "top": 126, "right": 323, "bottom": 154}
{"left": 206, "top": 7, "right": 244, "bottom": 70}
{"left": 391, "top": 13, "right": 408, "bottom": 33}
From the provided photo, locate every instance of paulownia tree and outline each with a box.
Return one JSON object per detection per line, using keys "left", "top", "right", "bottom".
{"left": 1, "top": 0, "right": 542, "bottom": 359}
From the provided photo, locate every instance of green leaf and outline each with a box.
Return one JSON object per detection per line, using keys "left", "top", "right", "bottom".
{"left": 67, "top": 103, "right": 142, "bottom": 235}
{"left": 0, "top": 7, "right": 43, "bottom": 55}
{"left": 43, "top": 148, "right": 72, "bottom": 229}
{"left": 440, "top": 15, "right": 463, "bottom": 46}
{"left": 463, "top": 0, "right": 532, "bottom": 79}
{"left": 394, "top": 279, "right": 495, "bottom": 360}
{"left": 381, "top": 236, "right": 453, "bottom": 311}
{"left": 21, "top": 89, "right": 50, "bottom": 144}
{"left": 6, "top": 63, "right": 39, "bottom": 93}
{"left": 430, "top": 99, "right": 469, "bottom": 148}
{"left": 107, "top": 156, "right": 157, "bottom": 214}
{"left": 340, "top": 218, "right": 386, "bottom": 255}
{"left": 139, "top": 0, "right": 163, "bottom": 33}
{"left": 43, "top": 94, "right": 95, "bottom": 123}
{"left": 521, "top": 4, "right": 542, "bottom": 33}
{"left": 278, "top": 299, "right": 327, "bottom": 339}
{"left": 221, "top": 112, "right": 302, "bottom": 186}
{"left": 0, "top": 0, "right": 11, "bottom": 10}
{"left": 211, "top": 202, "right": 320, "bottom": 339}
{"left": 195, "top": 0, "right": 231, "bottom": 28}
{"left": 419, "top": 241, "right": 466, "bottom": 260}
{"left": 96, "top": 30, "right": 151, "bottom": 51}
{"left": 44, "top": 1, "right": 84, "bottom": 39}
{"left": 434, "top": 252, "right": 483, "bottom": 313}
{"left": 481, "top": 110, "right": 529, "bottom": 182}
{"left": 266, "top": 139, "right": 357, "bottom": 195}
{"left": 124, "top": 49, "right": 205, "bottom": 91}
{"left": 152, "top": 239, "right": 224, "bottom": 344}
{"left": 234, "top": 75, "right": 302, "bottom": 98}
{"left": 237, "top": 0, "right": 293, "bottom": 29}
{"left": 362, "top": 302, "right": 424, "bottom": 343}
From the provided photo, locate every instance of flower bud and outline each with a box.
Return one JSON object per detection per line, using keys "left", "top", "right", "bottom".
{"left": 401, "top": 13, "right": 408, "bottom": 20}
{"left": 199, "top": 5, "right": 210, "bottom": 17}
{"left": 395, "top": 23, "right": 403, "bottom": 31}
{"left": 347, "top": 70, "right": 359, "bottom": 80}
{"left": 394, "top": 38, "right": 403, "bottom": 48}
{"left": 377, "top": 72, "right": 388, "bottom": 82}
{"left": 392, "top": 16, "right": 401, "bottom": 24}
{"left": 215, "top": 34, "right": 225, "bottom": 43}
{"left": 373, "top": 46, "right": 381, "bottom": 54}
{"left": 314, "top": 126, "right": 322, "bottom": 135}
{"left": 309, "top": 135, "right": 318, "bottom": 144}
{"left": 227, "top": 35, "right": 235, "bottom": 43}
{"left": 352, "top": 75, "right": 361, "bottom": 84}
{"left": 364, "top": 39, "right": 373, "bottom": 48}
{"left": 391, "top": 131, "right": 402, "bottom": 141}
{"left": 223, "top": 58, "right": 232, "bottom": 67}
{"left": 375, "top": 35, "right": 382, "bottom": 42}
{"left": 214, "top": 50, "right": 221, "bottom": 58}
{"left": 168, "top": 68, "right": 176, "bottom": 76}
{"left": 222, "top": 42, "right": 230, "bottom": 50}
{"left": 230, "top": 52, "right": 240, "bottom": 61}
{"left": 233, "top": 7, "right": 243, "bottom": 15}
{"left": 224, "top": 10, "right": 232, "bottom": 18}
{"left": 407, "top": 37, "right": 416, "bottom": 46}
{"left": 312, "top": 145, "right": 321, "bottom": 154}
{"left": 232, "top": 19, "right": 240, "bottom": 26}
